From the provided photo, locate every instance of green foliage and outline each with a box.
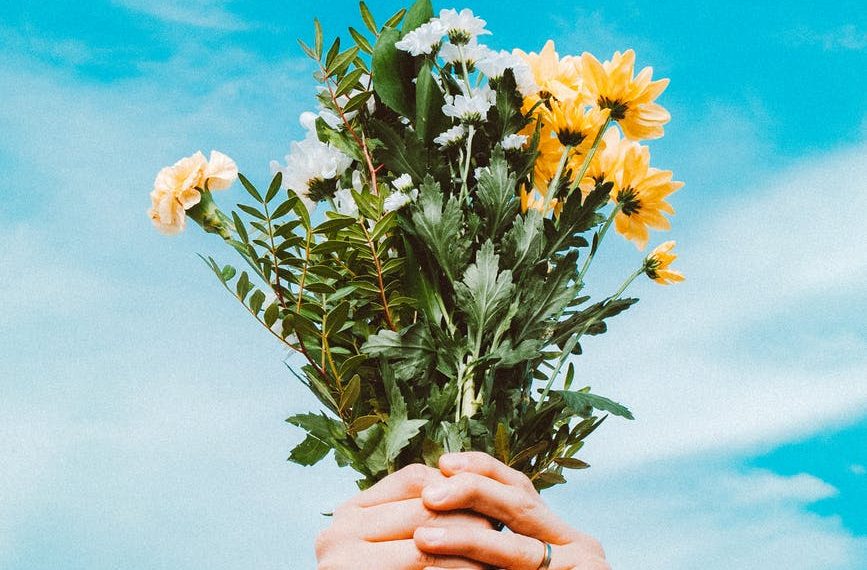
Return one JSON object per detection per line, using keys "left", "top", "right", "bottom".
{"left": 188, "top": 1, "right": 653, "bottom": 490}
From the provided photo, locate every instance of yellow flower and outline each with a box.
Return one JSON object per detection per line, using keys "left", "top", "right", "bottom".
{"left": 581, "top": 50, "right": 670, "bottom": 140}
{"left": 579, "top": 127, "right": 637, "bottom": 193}
{"left": 148, "top": 150, "right": 238, "bottom": 235}
{"left": 611, "top": 144, "right": 682, "bottom": 249}
{"left": 540, "top": 101, "right": 609, "bottom": 150}
{"left": 514, "top": 40, "right": 584, "bottom": 104}
{"left": 520, "top": 186, "right": 562, "bottom": 217}
{"left": 644, "top": 240, "right": 684, "bottom": 285}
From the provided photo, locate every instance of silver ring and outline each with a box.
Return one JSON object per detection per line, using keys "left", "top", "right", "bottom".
{"left": 537, "top": 541, "right": 552, "bottom": 569}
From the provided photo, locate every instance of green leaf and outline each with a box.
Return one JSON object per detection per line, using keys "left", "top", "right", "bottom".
{"left": 359, "top": 1, "right": 377, "bottom": 34}
{"left": 238, "top": 173, "right": 263, "bottom": 203}
{"left": 289, "top": 434, "right": 331, "bottom": 466}
{"left": 335, "top": 68, "right": 366, "bottom": 98}
{"left": 249, "top": 289, "right": 266, "bottom": 314}
{"left": 382, "top": 9, "right": 407, "bottom": 29}
{"left": 232, "top": 212, "right": 249, "bottom": 243}
{"left": 314, "top": 18, "right": 324, "bottom": 59}
{"left": 325, "top": 301, "right": 350, "bottom": 336}
{"left": 348, "top": 26, "right": 374, "bottom": 54}
{"left": 297, "top": 39, "right": 316, "bottom": 60}
{"left": 503, "top": 208, "right": 543, "bottom": 272}
{"left": 221, "top": 264, "right": 237, "bottom": 281}
{"left": 385, "top": 417, "right": 427, "bottom": 465}
{"left": 371, "top": 28, "right": 414, "bottom": 117}
{"left": 555, "top": 389, "right": 634, "bottom": 420}
{"left": 370, "top": 119, "right": 427, "bottom": 182}
{"left": 339, "top": 374, "right": 362, "bottom": 412}
{"left": 236, "top": 271, "right": 251, "bottom": 301}
{"left": 264, "top": 302, "right": 280, "bottom": 328}
{"left": 553, "top": 457, "right": 590, "bottom": 469}
{"left": 494, "top": 423, "right": 511, "bottom": 463}
{"left": 237, "top": 203, "right": 266, "bottom": 220}
{"left": 454, "top": 241, "right": 514, "bottom": 344}
{"left": 265, "top": 172, "right": 283, "bottom": 203}
{"left": 475, "top": 148, "right": 519, "bottom": 238}
{"left": 402, "top": 0, "right": 433, "bottom": 32}
{"left": 363, "top": 322, "right": 436, "bottom": 381}
{"left": 314, "top": 215, "right": 357, "bottom": 234}
{"left": 325, "top": 37, "right": 341, "bottom": 70}
{"left": 406, "top": 177, "right": 469, "bottom": 282}
{"left": 414, "top": 59, "right": 448, "bottom": 145}
{"left": 327, "top": 47, "right": 360, "bottom": 78}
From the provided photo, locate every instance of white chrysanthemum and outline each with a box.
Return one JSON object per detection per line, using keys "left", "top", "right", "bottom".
{"left": 477, "top": 49, "right": 526, "bottom": 79}
{"left": 442, "top": 86, "right": 495, "bottom": 123}
{"left": 436, "top": 8, "right": 490, "bottom": 44}
{"left": 439, "top": 40, "right": 492, "bottom": 67}
{"left": 395, "top": 20, "right": 446, "bottom": 56}
{"left": 433, "top": 124, "right": 467, "bottom": 148}
{"left": 392, "top": 173, "right": 414, "bottom": 191}
{"left": 270, "top": 113, "right": 352, "bottom": 212}
{"left": 383, "top": 188, "right": 419, "bottom": 212}
{"left": 501, "top": 134, "right": 527, "bottom": 150}
{"left": 333, "top": 187, "right": 359, "bottom": 217}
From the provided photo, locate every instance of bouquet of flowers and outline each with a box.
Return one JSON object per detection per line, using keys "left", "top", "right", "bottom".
{"left": 148, "top": 0, "right": 683, "bottom": 490}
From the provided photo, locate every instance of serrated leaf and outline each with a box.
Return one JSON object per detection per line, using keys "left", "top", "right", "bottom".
{"left": 454, "top": 241, "right": 514, "bottom": 344}
{"left": 384, "top": 417, "right": 427, "bottom": 464}
{"left": 555, "top": 389, "right": 634, "bottom": 420}
{"left": 362, "top": 322, "right": 435, "bottom": 381}
{"left": 475, "top": 148, "right": 519, "bottom": 238}
{"left": 289, "top": 434, "right": 331, "bottom": 466}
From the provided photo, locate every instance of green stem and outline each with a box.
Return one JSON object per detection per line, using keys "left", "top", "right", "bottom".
{"left": 459, "top": 124, "right": 476, "bottom": 203}
{"left": 566, "top": 116, "right": 612, "bottom": 197}
{"left": 540, "top": 144, "right": 572, "bottom": 214}
{"left": 535, "top": 265, "right": 644, "bottom": 410}
{"left": 577, "top": 203, "right": 622, "bottom": 285}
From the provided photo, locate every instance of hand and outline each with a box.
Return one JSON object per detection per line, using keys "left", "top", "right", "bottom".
{"left": 413, "top": 452, "right": 609, "bottom": 570}
{"left": 315, "top": 463, "right": 491, "bottom": 569}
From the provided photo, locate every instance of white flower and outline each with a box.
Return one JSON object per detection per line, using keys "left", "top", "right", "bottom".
{"left": 351, "top": 170, "right": 364, "bottom": 192}
{"left": 333, "top": 187, "right": 359, "bottom": 218}
{"left": 433, "top": 124, "right": 467, "bottom": 148}
{"left": 383, "top": 188, "right": 419, "bottom": 212}
{"left": 395, "top": 20, "right": 446, "bottom": 56}
{"left": 319, "top": 109, "right": 343, "bottom": 130}
{"left": 501, "top": 134, "right": 527, "bottom": 150}
{"left": 270, "top": 113, "right": 353, "bottom": 212}
{"left": 442, "top": 87, "right": 494, "bottom": 123}
{"left": 436, "top": 8, "right": 490, "bottom": 44}
{"left": 439, "top": 40, "right": 492, "bottom": 67}
{"left": 392, "top": 173, "right": 414, "bottom": 192}
{"left": 510, "top": 49, "right": 541, "bottom": 97}
{"left": 477, "top": 49, "right": 525, "bottom": 79}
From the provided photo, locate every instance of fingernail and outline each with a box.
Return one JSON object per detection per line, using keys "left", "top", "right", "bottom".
{"left": 424, "top": 484, "right": 450, "bottom": 504}
{"left": 440, "top": 453, "right": 466, "bottom": 471}
{"left": 416, "top": 527, "right": 445, "bottom": 544}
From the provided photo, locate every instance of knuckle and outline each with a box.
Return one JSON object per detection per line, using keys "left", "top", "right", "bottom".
{"left": 400, "top": 463, "right": 434, "bottom": 486}
{"left": 506, "top": 493, "right": 541, "bottom": 526}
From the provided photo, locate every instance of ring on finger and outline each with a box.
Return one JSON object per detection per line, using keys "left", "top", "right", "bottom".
{"left": 536, "top": 540, "right": 552, "bottom": 569}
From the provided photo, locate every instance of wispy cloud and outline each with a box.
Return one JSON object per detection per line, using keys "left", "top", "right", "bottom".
{"left": 111, "top": 0, "right": 250, "bottom": 31}
{"left": 784, "top": 24, "right": 867, "bottom": 51}
{"left": 566, "top": 461, "right": 867, "bottom": 570}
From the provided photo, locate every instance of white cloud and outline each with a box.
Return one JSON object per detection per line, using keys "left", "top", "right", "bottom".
{"left": 560, "top": 462, "right": 867, "bottom": 570}
{"left": 850, "top": 464, "right": 866, "bottom": 476}
{"left": 111, "top": 0, "right": 249, "bottom": 30}
{"left": 784, "top": 24, "right": 867, "bottom": 51}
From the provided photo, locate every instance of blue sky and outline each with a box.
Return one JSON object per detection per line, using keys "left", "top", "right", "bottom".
{"left": 0, "top": 0, "right": 865, "bottom": 568}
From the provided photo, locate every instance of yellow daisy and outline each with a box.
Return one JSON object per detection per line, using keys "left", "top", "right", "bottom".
{"left": 540, "top": 101, "right": 609, "bottom": 149}
{"left": 514, "top": 40, "right": 584, "bottom": 104}
{"left": 581, "top": 50, "right": 670, "bottom": 141}
{"left": 611, "top": 144, "right": 683, "bottom": 249}
{"left": 644, "top": 241, "right": 684, "bottom": 285}
{"left": 578, "top": 128, "right": 636, "bottom": 194}
{"left": 520, "top": 185, "right": 562, "bottom": 217}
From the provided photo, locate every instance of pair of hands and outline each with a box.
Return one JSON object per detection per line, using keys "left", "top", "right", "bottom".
{"left": 315, "top": 451, "right": 609, "bottom": 570}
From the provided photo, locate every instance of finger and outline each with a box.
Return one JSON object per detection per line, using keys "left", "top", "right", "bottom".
{"left": 421, "top": 472, "right": 570, "bottom": 543}
{"left": 358, "top": 498, "right": 492, "bottom": 541}
{"left": 439, "top": 452, "right": 535, "bottom": 492}
{"left": 415, "top": 526, "right": 550, "bottom": 570}
{"left": 351, "top": 464, "right": 445, "bottom": 507}
{"left": 371, "top": 539, "right": 487, "bottom": 569}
